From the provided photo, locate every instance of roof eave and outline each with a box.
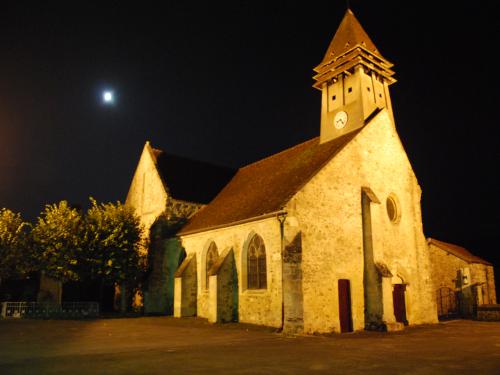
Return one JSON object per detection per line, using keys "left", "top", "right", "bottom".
{"left": 178, "top": 210, "right": 286, "bottom": 237}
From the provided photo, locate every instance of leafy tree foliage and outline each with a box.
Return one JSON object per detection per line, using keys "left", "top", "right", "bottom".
{"left": 32, "top": 201, "right": 85, "bottom": 283}
{"left": 5, "top": 198, "right": 144, "bottom": 305}
{"left": 0, "top": 208, "right": 31, "bottom": 284}
{"left": 86, "top": 198, "right": 145, "bottom": 286}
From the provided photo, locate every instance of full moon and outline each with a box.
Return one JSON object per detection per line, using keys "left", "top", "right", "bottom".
{"left": 102, "top": 91, "right": 114, "bottom": 104}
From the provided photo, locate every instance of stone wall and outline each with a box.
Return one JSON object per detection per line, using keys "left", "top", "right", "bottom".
{"left": 178, "top": 110, "right": 438, "bottom": 333}
{"left": 428, "top": 243, "right": 467, "bottom": 292}
{"left": 208, "top": 248, "right": 238, "bottom": 323}
{"left": 144, "top": 238, "right": 185, "bottom": 314}
{"left": 174, "top": 254, "right": 197, "bottom": 317}
{"left": 470, "top": 263, "right": 497, "bottom": 305}
{"left": 429, "top": 243, "right": 497, "bottom": 317}
{"left": 283, "top": 232, "right": 304, "bottom": 334}
{"left": 179, "top": 217, "right": 283, "bottom": 328}
{"left": 125, "top": 142, "right": 168, "bottom": 236}
{"left": 476, "top": 305, "right": 500, "bottom": 321}
{"left": 289, "top": 109, "right": 437, "bottom": 334}
{"left": 127, "top": 143, "right": 208, "bottom": 313}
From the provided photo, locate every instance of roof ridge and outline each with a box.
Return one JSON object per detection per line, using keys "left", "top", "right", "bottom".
{"left": 428, "top": 237, "right": 466, "bottom": 250}
{"left": 428, "top": 237, "right": 491, "bottom": 265}
{"left": 149, "top": 144, "right": 235, "bottom": 171}
{"left": 145, "top": 142, "right": 236, "bottom": 204}
{"left": 240, "top": 137, "right": 319, "bottom": 170}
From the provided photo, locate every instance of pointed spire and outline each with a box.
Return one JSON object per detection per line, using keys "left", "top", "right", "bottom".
{"left": 313, "top": 9, "right": 395, "bottom": 89}
{"left": 321, "top": 9, "right": 383, "bottom": 64}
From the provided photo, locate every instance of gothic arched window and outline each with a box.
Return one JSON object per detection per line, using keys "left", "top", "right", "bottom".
{"left": 205, "top": 242, "right": 218, "bottom": 290}
{"left": 247, "top": 234, "right": 267, "bottom": 289}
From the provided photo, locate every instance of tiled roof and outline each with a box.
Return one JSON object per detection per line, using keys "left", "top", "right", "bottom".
{"left": 179, "top": 130, "right": 360, "bottom": 235}
{"left": 150, "top": 147, "right": 236, "bottom": 204}
{"left": 428, "top": 238, "right": 492, "bottom": 266}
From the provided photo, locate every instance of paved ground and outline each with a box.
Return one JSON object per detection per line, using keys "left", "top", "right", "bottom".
{"left": 0, "top": 317, "right": 499, "bottom": 375}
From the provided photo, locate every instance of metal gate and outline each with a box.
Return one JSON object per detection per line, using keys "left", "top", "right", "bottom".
{"left": 1, "top": 302, "right": 99, "bottom": 319}
{"left": 436, "top": 287, "right": 458, "bottom": 319}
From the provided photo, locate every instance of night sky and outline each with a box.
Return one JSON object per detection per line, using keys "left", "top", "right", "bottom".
{"left": 1, "top": 2, "right": 499, "bottom": 272}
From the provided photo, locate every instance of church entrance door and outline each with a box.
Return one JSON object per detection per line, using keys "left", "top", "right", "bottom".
{"left": 393, "top": 284, "right": 407, "bottom": 325}
{"left": 338, "top": 279, "right": 353, "bottom": 333}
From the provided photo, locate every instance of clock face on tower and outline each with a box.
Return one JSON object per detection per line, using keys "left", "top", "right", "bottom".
{"left": 334, "top": 111, "right": 348, "bottom": 129}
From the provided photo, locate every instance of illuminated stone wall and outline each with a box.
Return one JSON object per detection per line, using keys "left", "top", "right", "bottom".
{"left": 289, "top": 109, "right": 437, "bottom": 333}
{"left": 176, "top": 110, "right": 438, "bottom": 333}
{"left": 207, "top": 249, "right": 238, "bottom": 323}
{"left": 429, "top": 243, "right": 497, "bottom": 311}
{"left": 179, "top": 217, "right": 283, "bottom": 328}
{"left": 428, "top": 243, "right": 468, "bottom": 292}
{"left": 126, "top": 143, "right": 206, "bottom": 314}
{"left": 174, "top": 254, "right": 197, "bottom": 317}
{"left": 125, "top": 142, "right": 168, "bottom": 235}
{"left": 470, "top": 263, "right": 497, "bottom": 305}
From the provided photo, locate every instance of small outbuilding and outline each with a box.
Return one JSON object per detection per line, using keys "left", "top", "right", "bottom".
{"left": 428, "top": 238, "right": 496, "bottom": 319}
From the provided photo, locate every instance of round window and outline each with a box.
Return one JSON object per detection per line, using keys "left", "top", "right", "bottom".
{"left": 386, "top": 194, "right": 400, "bottom": 223}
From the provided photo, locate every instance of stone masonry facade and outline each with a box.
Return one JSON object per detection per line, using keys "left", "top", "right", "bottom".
{"left": 429, "top": 241, "right": 496, "bottom": 317}
{"left": 125, "top": 9, "right": 495, "bottom": 334}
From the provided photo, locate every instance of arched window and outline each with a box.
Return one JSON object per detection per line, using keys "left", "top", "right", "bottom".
{"left": 205, "top": 242, "right": 218, "bottom": 290}
{"left": 247, "top": 234, "right": 267, "bottom": 289}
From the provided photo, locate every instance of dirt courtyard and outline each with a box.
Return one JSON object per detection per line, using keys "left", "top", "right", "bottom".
{"left": 0, "top": 317, "right": 499, "bottom": 374}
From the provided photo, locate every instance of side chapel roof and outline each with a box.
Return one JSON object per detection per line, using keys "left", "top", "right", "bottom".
{"left": 428, "top": 238, "right": 492, "bottom": 266}
{"left": 179, "top": 130, "right": 361, "bottom": 234}
{"left": 148, "top": 144, "right": 236, "bottom": 204}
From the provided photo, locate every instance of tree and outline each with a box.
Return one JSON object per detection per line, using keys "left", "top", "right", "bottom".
{"left": 29, "top": 199, "right": 144, "bottom": 309}
{"left": 86, "top": 198, "right": 145, "bottom": 294}
{"left": 32, "top": 201, "right": 86, "bottom": 283}
{"left": 0, "top": 208, "right": 31, "bottom": 286}
{"left": 86, "top": 198, "right": 145, "bottom": 312}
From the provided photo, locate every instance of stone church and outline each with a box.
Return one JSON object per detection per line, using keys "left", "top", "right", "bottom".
{"left": 126, "top": 9, "right": 495, "bottom": 333}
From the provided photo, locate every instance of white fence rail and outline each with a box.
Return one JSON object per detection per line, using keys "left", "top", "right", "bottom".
{"left": 1, "top": 302, "right": 99, "bottom": 319}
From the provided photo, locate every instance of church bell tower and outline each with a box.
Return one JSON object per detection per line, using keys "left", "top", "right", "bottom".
{"left": 314, "top": 9, "right": 396, "bottom": 144}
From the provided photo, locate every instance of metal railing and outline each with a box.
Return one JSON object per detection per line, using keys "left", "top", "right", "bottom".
{"left": 1, "top": 301, "right": 99, "bottom": 319}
